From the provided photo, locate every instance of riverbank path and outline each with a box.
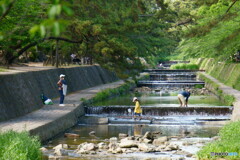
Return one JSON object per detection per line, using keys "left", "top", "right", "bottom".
{"left": 0, "top": 80, "right": 124, "bottom": 139}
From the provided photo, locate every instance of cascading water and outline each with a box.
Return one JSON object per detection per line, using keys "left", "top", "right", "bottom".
{"left": 42, "top": 62, "right": 232, "bottom": 160}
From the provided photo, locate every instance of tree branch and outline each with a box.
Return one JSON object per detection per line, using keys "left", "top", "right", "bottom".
{"left": 0, "top": 0, "right": 17, "bottom": 22}
{"left": 46, "top": 37, "right": 83, "bottom": 43}
{"left": 9, "top": 36, "right": 83, "bottom": 63}
{"left": 226, "top": 0, "right": 238, "bottom": 13}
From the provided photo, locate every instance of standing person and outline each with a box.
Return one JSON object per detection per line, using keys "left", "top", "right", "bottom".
{"left": 133, "top": 97, "right": 142, "bottom": 120}
{"left": 178, "top": 89, "right": 191, "bottom": 107}
{"left": 57, "top": 74, "right": 67, "bottom": 106}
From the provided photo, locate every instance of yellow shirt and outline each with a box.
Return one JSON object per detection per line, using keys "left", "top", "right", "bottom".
{"left": 134, "top": 101, "right": 142, "bottom": 113}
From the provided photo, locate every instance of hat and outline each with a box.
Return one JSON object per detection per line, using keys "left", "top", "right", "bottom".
{"left": 60, "top": 74, "right": 65, "bottom": 78}
{"left": 132, "top": 97, "right": 138, "bottom": 102}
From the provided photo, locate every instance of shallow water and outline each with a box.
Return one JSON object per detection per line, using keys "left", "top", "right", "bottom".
{"left": 43, "top": 124, "right": 221, "bottom": 159}
{"left": 43, "top": 91, "right": 229, "bottom": 159}
{"left": 92, "top": 92, "right": 227, "bottom": 107}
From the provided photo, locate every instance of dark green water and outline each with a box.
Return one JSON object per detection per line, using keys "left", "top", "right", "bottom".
{"left": 93, "top": 92, "right": 227, "bottom": 107}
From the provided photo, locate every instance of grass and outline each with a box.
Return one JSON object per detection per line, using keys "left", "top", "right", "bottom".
{"left": 197, "top": 121, "right": 240, "bottom": 159}
{"left": 198, "top": 73, "right": 235, "bottom": 106}
{"left": 170, "top": 63, "right": 199, "bottom": 70}
{"left": 0, "top": 131, "right": 41, "bottom": 160}
{"left": 0, "top": 67, "right": 7, "bottom": 72}
{"left": 83, "top": 81, "right": 136, "bottom": 105}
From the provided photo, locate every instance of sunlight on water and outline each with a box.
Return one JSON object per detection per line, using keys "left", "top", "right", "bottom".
{"left": 93, "top": 92, "right": 227, "bottom": 107}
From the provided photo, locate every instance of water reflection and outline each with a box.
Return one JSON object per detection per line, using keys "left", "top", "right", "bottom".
{"left": 48, "top": 124, "right": 221, "bottom": 148}
{"left": 93, "top": 92, "right": 227, "bottom": 107}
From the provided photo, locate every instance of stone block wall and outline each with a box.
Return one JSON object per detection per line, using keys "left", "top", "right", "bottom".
{"left": 0, "top": 66, "right": 118, "bottom": 122}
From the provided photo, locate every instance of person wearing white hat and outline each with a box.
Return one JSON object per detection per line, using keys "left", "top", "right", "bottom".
{"left": 132, "top": 97, "right": 142, "bottom": 120}
{"left": 57, "top": 74, "right": 67, "bottom": 106}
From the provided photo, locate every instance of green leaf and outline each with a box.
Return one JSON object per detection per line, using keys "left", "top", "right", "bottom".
{"left": 56, "top": 4, "right": 61, "bottom": 15}
{"left": 48, "top": 6, "right": 57, "bottom": 18}
{"left": 40, "top": 25, "right": 46, "bottom": 37}
{"left": 29, "top": 25, "right": 40, "bottom": 37}
{"left": 62, "top": 5, "right": 73, "bottom": 15}
{"left": 53, "top": 22, "right": 60, "bottom": 36}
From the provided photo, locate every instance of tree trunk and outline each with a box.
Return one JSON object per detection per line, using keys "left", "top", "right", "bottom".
{"left": 55, "top": 40, "right": 59, "bottom": 68}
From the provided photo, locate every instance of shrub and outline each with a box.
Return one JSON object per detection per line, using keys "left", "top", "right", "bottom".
{"left": 197, "top": 121, "right": 240, "bottom": 160}
{"left": 0, "top": 131, "right": 41, "bottom": 160}
{"left": 170, "top": 63, "right": 199, "bottom": 70}
{"left": 83, "top": 81, "right": 136, "bottom": 104}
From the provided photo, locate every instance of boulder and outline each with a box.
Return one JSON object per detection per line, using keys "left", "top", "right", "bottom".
{"left": 53, "top": 144, "right": 69, "bottom": 150}
{"left": 119, "top": 133, "right": 128, "bottom": 139}
{"left": 153, "top": 136, "right": 168, "bottom": 146}
{"left": 112, "top": 147, "right": 123, "bottom": 154}
{"left": 163, "top": 144, "right": 179, "bottom": 151}
{"left": 119, "top": 139, "right": 138, "bottom": 148}
{"left": 89, "top": 131, "right": 96, "bottom": 135}
{"left": 78, "top": 142, "right": 97, "bottom": 151}
{"left": 155, "top": 145, "right": 167, "bottom": 151}
{"left": 143, "top": 131, "right": 153, "bottom": 139}
{"left": 108, "top": 143, "right": 120, "bottom": 153}
{"left": 109, "top": 137, "right": 118, "bottom": 143}
{"left": 108, "top": 142, "right": 119, "bottom": 151}
{"left": 98, "top": 142, "right": 109, "bottom": 150}
{"left": 54, "top": 148, "right": 68, "bottom": 156}
{"left": 40, "top": 147, "right": 48, "bottom": 152}
{"left": 138, "top": 143, "right": 155, "bottom": 152}
{"left": 143, "top": 138, "right": 152, "bottom": 144}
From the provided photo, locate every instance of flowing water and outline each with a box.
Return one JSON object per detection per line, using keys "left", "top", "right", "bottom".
{"left": 42, "top": 69, "right": 231, "bottom": 160}
{"left": 92, "top": 92, "right": 227, "bottom": 107}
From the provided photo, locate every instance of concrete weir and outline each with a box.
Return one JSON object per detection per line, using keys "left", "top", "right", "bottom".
{"left": 85, "top": 106, "right": 232, "bottom": 116}
{"left": 139, "top": 69, "right": 205, "bottom": 88}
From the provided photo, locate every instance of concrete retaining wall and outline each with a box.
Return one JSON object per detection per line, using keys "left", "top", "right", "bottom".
{"left": 0, "top": 66, "right": 118, "bottom": 122}
{"left": 196, "top": 58, "right": 240, "bottom": 121}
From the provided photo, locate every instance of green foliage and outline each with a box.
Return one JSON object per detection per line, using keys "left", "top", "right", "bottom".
{"left": 84, "top": 81, "right": 135, "bottom": 105}
{"left": 194, "top": 84, "right": 204, "bottom": 89}
{"left": 170, "top": 63, "right": 199, "bottom": 70}
{"left": 197, "top": 121, "right": 240, "bottom": 159}
{"left": 66, "top": 0, "right": 178, "bottom": 78}
{"left": 0, "top": 67, "right": 7, "bottom": 72}
{"left": 173, "top": 0, "right": 240, "bottom": 61}
{"left": 0, "top": 131, "right": 41, "bottom": 160}
{"left": 198, "top": 73, "right": 235, "bottom": 106}
{"left": 198, "top": 58, "right": 240, "bottom": 92}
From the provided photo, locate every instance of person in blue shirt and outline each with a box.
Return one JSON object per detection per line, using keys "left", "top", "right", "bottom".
{"left": 57, "top": 74, "right": 67, "bottom": 106}
{"left": 178, "top": 89, "right": 191, "bottom": 107}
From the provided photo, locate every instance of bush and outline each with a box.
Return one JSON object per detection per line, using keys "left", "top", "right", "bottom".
{"left": 197, "top": 121, "right": 240, "bottom": 160}
{"left": 83, "top": 81, "right": 136, "bottom": 104}
{"left": 0, "top": 131, "right": 41, "bottom": 160}
{"left": 170, "top": 63, "right": 199, "bottom": 70}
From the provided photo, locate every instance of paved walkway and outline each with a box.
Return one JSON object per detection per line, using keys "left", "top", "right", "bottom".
{"left": 202, "top": 73, "right": 240, "bottom": 101}
{"left": 201, "top": 73, "right": 240, "bottom": 121}
{"left": 0, "top": 80, "right": 124, "bottom": 141}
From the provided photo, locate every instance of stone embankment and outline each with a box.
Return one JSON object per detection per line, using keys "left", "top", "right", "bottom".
{"left": 0, "top": 65, "right": 118, "bottom": 122}
{"left": 0, "top": 65, "right": 123, "bottom": 141}
{"left": 195, "top": 58, "right": 240, "bottom": 121}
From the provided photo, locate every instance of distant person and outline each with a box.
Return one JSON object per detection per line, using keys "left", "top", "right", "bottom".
{"left": 71, "top": 53, "right": 81, "bottom": 65}
{"left": 158, "top": 63, "right": 164, "bottom": 68}
{"left": 133, "top": 97, "right": 142, "bottom": 120}
{"left": 57, "top": 74, "right": 67, "bottom": 106}
{"left": 178, "top": 89, "right": 191, "bottom": 107}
